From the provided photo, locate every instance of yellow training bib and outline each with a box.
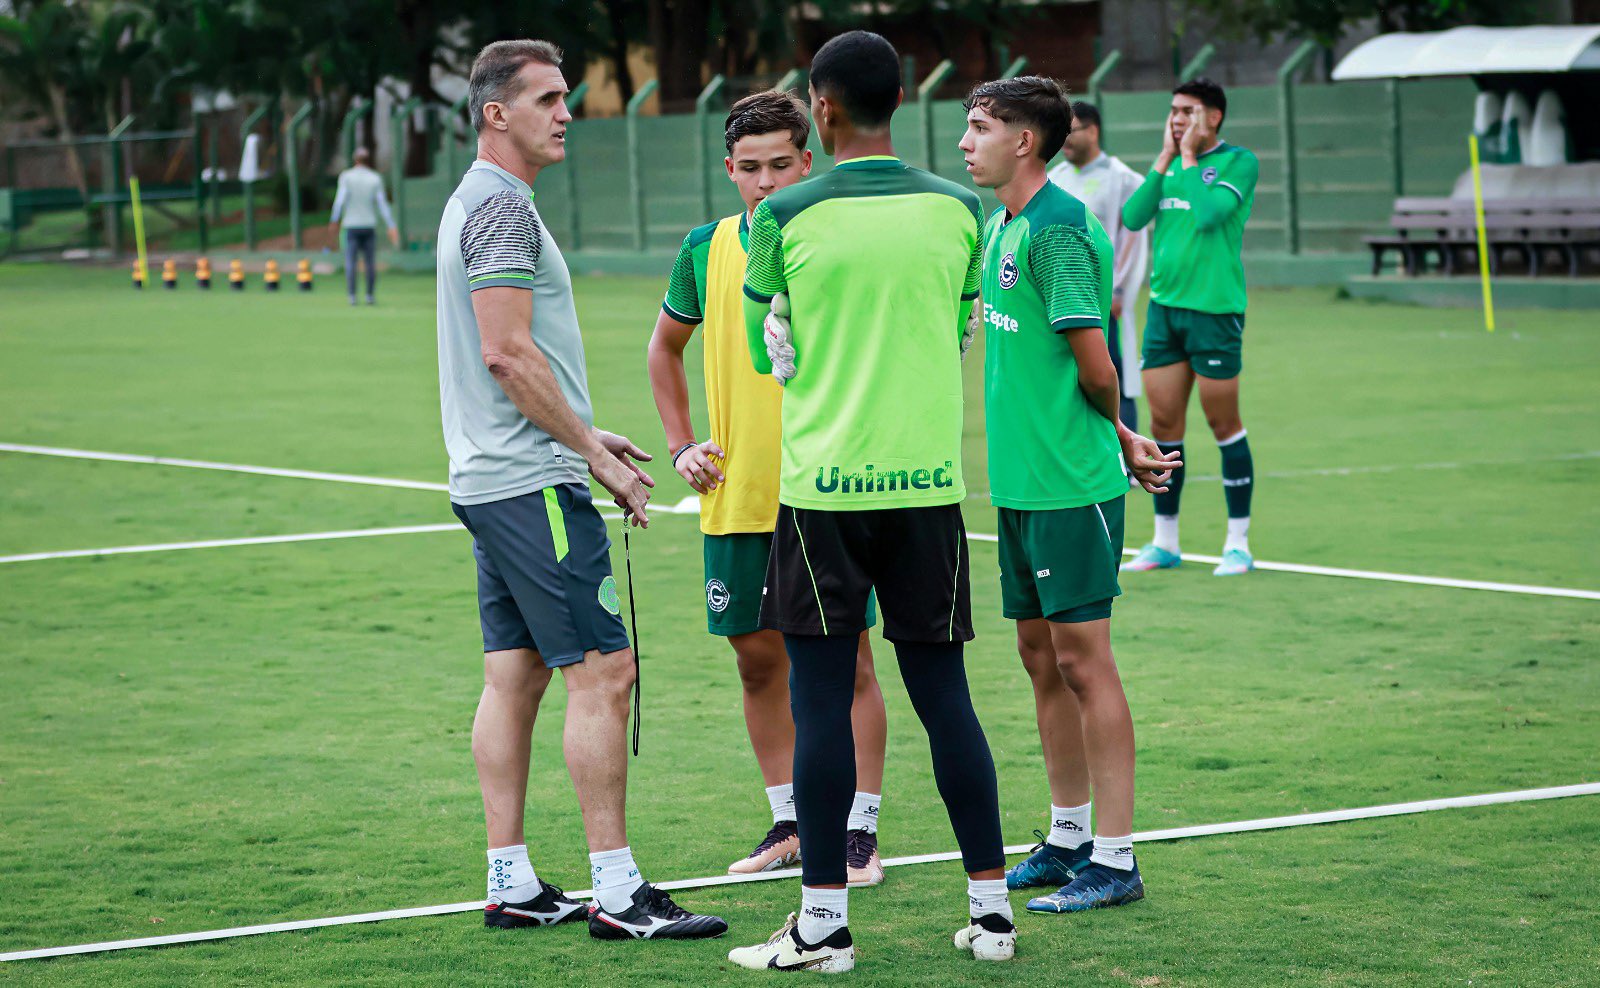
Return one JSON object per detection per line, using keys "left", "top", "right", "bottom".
{"left": 700, "top": 214, "right": 782, "bottom": 534}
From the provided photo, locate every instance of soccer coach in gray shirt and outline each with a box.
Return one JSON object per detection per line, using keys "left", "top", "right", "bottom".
{"left": 438, "top": 39, "right": 725, "bottom": 940}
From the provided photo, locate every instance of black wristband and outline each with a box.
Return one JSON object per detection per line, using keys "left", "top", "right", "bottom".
{"left": 671, "top": 442, "right": 698, "bottom": 466}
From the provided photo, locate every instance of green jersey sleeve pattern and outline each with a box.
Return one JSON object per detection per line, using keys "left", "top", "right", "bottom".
{"left": 1121, "top": 168, "right": 1164, "bottom": 231}
{"left": 962, "top": 210, "right": 983, "bottom": 301}
{"left": 662, "top": 225, "right": 713, "bottom": 324}
{"left": 1028, "top": 224, "right": 1104, "bottom": 332}
{"left": 742, "top": 201, "right": 786, "bottom": 303}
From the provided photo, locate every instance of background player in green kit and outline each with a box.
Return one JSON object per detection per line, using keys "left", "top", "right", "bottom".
{"left": 959, "top": 76, "right": 1180, "bottom": 915}
{"left": 1122, "top": 78, "right": 1260, "bottom": 577}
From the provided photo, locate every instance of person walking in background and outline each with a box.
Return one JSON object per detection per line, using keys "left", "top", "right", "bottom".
{"left": 1048, "top": 101, "right": 1149, "bottom": 433}
{"left": 330, "top": 147, "right": 399, "bottom": 306}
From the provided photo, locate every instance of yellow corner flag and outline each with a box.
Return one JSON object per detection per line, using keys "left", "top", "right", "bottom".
{"left": 1467, "top": 135, "right": 1495, "bottom": 333}
{"left": 129, "top": 177, "right": 149, "bottom": 293}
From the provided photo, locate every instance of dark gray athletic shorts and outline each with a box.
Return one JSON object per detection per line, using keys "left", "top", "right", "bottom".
{"left": 450, "top": 484, "right": 630, "bottom": 667}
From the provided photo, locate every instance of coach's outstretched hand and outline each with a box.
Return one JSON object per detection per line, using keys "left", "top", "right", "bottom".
{"left": 962, "top": 292, "right": 981, "bottom": 360}
{"left": 1117, "top": 425, "right": 1183, "bottom": 495}
{"left": 765, "top": 293, "right": 797, "bottom": 386}
{"left": 592, "top": 429, "right": 655, "bottom": 527}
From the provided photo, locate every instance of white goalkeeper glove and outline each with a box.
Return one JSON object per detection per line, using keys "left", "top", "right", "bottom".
{"left": 961, "top": 292, "right": 981, "bottom": 361}
{"left": 764, "top": 292, "right": 797, "bottom": 386}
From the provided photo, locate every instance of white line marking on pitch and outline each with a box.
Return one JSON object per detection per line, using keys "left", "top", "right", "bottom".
{"left": 4, "top": 782, "right": 1593, "bottom": 963}
{"left": 4, "top": 443, "right": 1595, "bottom": 600}
{"left": 0, "top": 443, "right": 450, "bottom": 493}
{"left": 963, "top": 533, "right": 1599, "bottom": 601}
{"left": 0, "top": 525, "right": 465, "bottom": 565}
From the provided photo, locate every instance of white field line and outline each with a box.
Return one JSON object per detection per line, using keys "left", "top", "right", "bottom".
{"left": 0, "top": 525, "right": 464, "bottom": 565}
{"left": 963, "top": 532, "right": 1600, "bottom": 601}
{"left": 3, "top": 444, "right": 1595, "bottom": 599}
{"left": 963, "top": 449, "right": 1600, "bottom": 498}
{"left": 0, "top": 443, "right": 450, "bottom": 493}
{"left": 4, "top": 782, "right": 1594, "bottom": 963}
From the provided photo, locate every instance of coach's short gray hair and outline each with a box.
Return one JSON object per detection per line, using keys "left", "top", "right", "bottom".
{"left": 468, "top": 40, "right": 563, "bottom": 134}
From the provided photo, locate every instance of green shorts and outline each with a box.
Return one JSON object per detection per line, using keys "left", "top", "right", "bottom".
{"left": 1141, "top": 300, "right": 1245, "bottom": 379}
{"left": 997, "top": 496, "right": 1125, "bottom": 624}
{"left": 705, "top": 532, "right": 876, "bottom": 637}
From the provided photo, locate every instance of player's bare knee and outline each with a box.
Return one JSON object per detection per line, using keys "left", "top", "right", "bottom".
{"left": 735, "top": 650, "right": 785, "bottom": 693}
{"left": 1206, "top": 412, "right": 1243, "bottom": 440}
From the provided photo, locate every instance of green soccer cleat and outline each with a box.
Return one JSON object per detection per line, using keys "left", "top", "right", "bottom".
{"left": 1213, "top": 548, "right": 1254, "bottom": 576}
{"left": 1120, "top": 544, "right": 1181, "bottom": 572}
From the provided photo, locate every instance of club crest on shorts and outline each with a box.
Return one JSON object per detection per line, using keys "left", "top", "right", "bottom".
{"left": 706, "top": 579, "right": 731, "bottom": 613}
{"left": 999, "top": 252, "right": 1020, "bottom": 290}
{"left": 598, "top": 575, "right": 621, "bottom": 615}
{"left": 1201, "top": 166, "right": 1218, "bottom": 184}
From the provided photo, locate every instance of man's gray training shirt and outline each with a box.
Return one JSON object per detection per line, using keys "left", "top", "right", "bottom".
{"left": 436, "top": 160, "right": 593, "bottom": 505}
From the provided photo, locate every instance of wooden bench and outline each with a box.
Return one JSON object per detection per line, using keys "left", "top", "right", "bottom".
{"left": 1365, "top": 197, "right": 1600, "bottom": 277}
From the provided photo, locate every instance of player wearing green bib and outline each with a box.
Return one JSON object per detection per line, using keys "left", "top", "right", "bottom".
{"left": 1122, "top": 77, "right": 1260, "bottom": 577}
{"left": 959, "top": 77, "right": 1179, "bottom": 917}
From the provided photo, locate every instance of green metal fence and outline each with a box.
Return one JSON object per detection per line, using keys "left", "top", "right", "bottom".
{"left": 394, "top": 63, "right": 1475, "bottom": 257}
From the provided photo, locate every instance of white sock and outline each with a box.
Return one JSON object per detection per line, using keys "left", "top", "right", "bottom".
{"left": 1046, "top": 802, "right": 1092, "bottom": 849}
{"left": 1152, "top": 514, "right": 1180, "bottom": 554}
{"left": 1090, "top": 834, "right": 1135, "bottom": 872}
{"left": 766, "top": 783, "right": 796, "bottom": 824}
{"left": 798, "top": 886, "right": 849, "bottom": 943}
{"left": 846, "top": 792, "right": 880, "bottom": 833}
{"left": 589, "top": 846, "right": 644, "bottom": 913}
{"left": 1225, "top": 516, "right": 1251, "bottom": 554}
{"left": 967, "top": 877, "right": 1013, "bottom": 922}
{"left": 486, "top": 844, "right": 540, "bottom": 904}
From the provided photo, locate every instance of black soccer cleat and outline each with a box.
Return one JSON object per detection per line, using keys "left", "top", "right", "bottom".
{"left": 483, "top": 881, "right": 587, "bottom": 929}
{"left": 588, "top": 882, "right": 728, "bottom": 940}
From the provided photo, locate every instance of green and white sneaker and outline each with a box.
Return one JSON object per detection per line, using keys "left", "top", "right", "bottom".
{"left": 1213, "top": 548, "right": 1254, "bottom": 576}
{"left": 1121, "top": 544, "right": 1181, "bottom": 572}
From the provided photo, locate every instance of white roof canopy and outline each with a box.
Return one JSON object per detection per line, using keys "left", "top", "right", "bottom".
{"left": 1331, "top": 25, "right": 1600, "bottom": 81}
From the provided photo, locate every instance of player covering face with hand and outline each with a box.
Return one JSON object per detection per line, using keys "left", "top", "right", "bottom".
{"left": 646, "top": 90, "right": 892, "bottom": 887}
{"left": 959, "top": 75, "right": 1180, "bottom": 916}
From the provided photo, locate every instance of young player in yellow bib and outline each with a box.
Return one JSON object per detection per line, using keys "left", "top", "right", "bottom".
{"left": 959, "top": 76, "right": 1180, "bottom": 915}
{"left": 646, "top": 90, "right": 891, "bottom": 886}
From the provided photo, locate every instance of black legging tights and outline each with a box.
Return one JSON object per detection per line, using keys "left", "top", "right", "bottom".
{"left": 787, "top": 634, "right": 1005, "bottom": 887}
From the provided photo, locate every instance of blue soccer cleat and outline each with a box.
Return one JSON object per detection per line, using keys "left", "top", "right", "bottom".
{"left": 1006, "top": 831, "right": 1091, "bottom": 891}
{"left": 1026, "top": 860, "right": 1145, "bottom": 914}
{"left": 1213, "top": 547, "right": 1254, "bottom": 576}
{"left": 1120, "top": 544, "right": 1181, "bottom": 572}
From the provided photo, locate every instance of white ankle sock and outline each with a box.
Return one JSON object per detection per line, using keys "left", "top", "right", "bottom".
{"left": 846, "top": 791, "right": 880, "bottom": 833}
{"left": 486, "top": 844, "right": 540, "bottom": 904}
{"left": 798, "top": 886, "right": 849, "bottom": 943}
{"left": 1090, "top": 834, "right": 1135, "bottom": 871}
{"left": 589, "top": 846, "right": 644, "bottom": 913}
{"left": 967, "top": 877, "right": 1013, "bottom": 922}
{"left": 1225, "top": 516, "right": 1251, "bottom": 554}
{"left": 1046, "top": 802, "right": 1092, "bottom": 849}
{"left": 766, "top": 783, "right": 796, "bottom": 824}
{"left": 1152, "top": 514, "right": 1180, "bottom": 554}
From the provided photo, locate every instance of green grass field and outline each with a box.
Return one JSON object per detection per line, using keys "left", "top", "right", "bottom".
{"left": 2, "top": 263, "right": 1597, "bottom": 986}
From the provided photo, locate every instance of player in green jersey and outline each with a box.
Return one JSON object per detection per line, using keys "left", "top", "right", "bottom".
{"left": 725, "top": 31, "right": 1011, "bottom": 972}
{"left": 1122, "top": 77, "right": 1260, "bottom": 577}
{"left": 960, "top": 76, "right": 1179, "bottom": 916}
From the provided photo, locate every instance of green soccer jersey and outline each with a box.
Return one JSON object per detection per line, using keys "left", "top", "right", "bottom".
{"left": 662, "top": 214, "right": 749, "bottom": 323}
{"left": 1122, "top": 141, "right": 1259, "bottom": 314}
{"left": 983, "top": 181, "right": 1127, "bottom": 511}
{"left": 742, "top": 156, "right": 983, "bottom": 511}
